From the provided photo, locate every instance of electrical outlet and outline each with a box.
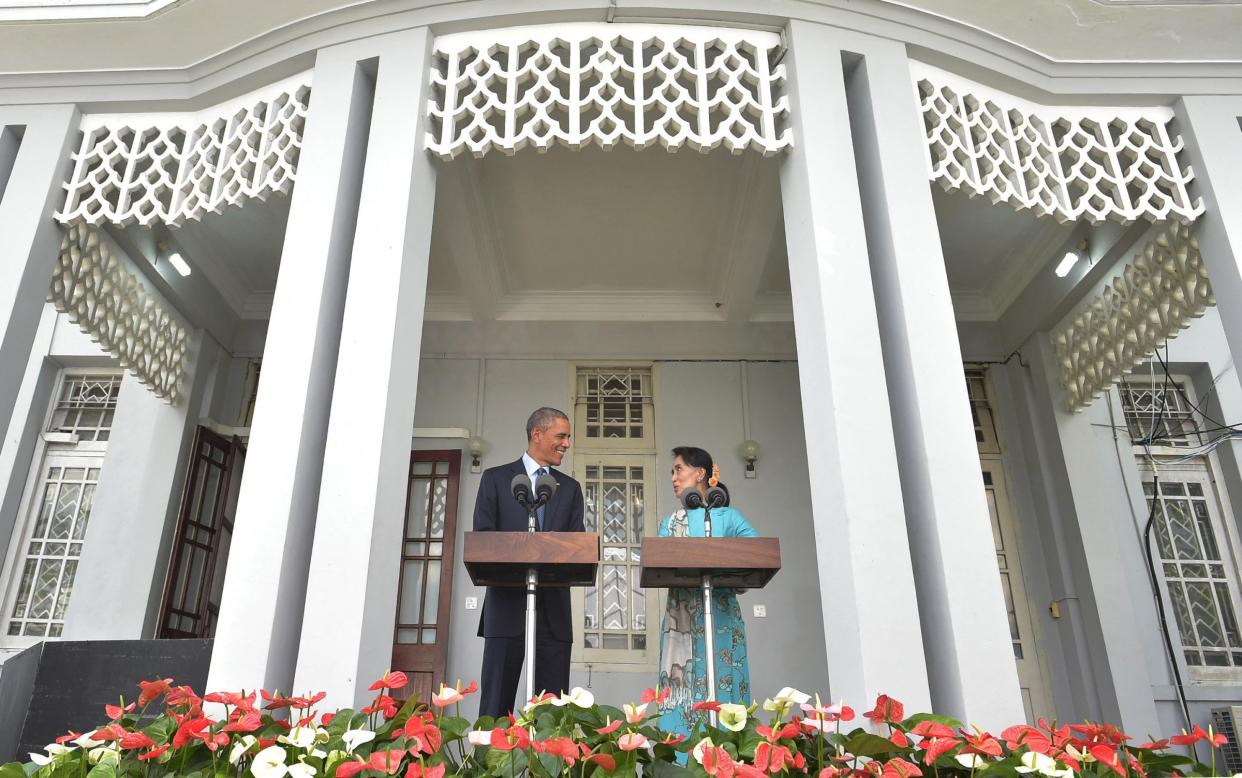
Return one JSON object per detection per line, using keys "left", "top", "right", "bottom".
{"left": 753, "top": 604, "right": 766, "bottom": 618}
{"left": 465, "top": 596, "right": 479, "bottom": 610}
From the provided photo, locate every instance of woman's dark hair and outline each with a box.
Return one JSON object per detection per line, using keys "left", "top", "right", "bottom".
{"left": 671, "top": 446, "right": 727, "bottom": 493}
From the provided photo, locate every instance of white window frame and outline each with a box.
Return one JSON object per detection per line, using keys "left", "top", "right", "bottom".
{"left": 1120, "top": 375, "right": 1242, "bottom": 683}
{"left": 0, "top": 368, "right": 120, "bottom": 649}
{"left": 568, "top": 362, "right": 660, "bottom": 672}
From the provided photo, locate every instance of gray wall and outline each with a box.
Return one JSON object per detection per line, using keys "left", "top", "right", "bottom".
{"left": 410, "top": 321, "right": 827, "bottom": 718}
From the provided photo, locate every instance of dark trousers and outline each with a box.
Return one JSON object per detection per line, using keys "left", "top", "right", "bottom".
{"left": 478, "top": 609, "right": 571, "bottom": 720}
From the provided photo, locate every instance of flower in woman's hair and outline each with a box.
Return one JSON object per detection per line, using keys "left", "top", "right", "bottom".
{"left": 709, "top": 464, "right": 721, "bottom": 488}
{"left": 717, "top": 703, "right": 748, "bottom": 732}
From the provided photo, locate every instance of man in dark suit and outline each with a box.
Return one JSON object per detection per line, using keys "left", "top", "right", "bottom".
{"left": 474, "top": 406, "right": 585, "bottom": 719}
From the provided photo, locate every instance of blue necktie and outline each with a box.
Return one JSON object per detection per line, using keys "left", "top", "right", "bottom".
{"left": 535, "top": 467, "right": 548, "bottom": 530}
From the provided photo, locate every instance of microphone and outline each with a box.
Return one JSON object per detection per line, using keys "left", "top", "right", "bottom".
{"left": 680, "top": 489, "right": 705, "bottom": 510}
{"left": 705, "top": 485, "right": 729, "bottom": 509}
{"left": 511, "top": 473, "right": 534, "bottom": 508}
{"left": 534, "top": 472, "right": 558, "bottom": 506}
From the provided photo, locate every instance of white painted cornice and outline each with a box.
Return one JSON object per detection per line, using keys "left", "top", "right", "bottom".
{"left": 0, "top": 0, "right": 183, "bottom": 22}
{"left": 0, "top": 0, "right": 1240, "bottom": 108}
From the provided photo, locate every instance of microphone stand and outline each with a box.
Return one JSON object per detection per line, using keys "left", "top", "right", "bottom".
{"left": 701, "top": 502, "right": 717, "bottom": 729}
{"left": 524, "top": 499, "right": 539, "bottom": 706}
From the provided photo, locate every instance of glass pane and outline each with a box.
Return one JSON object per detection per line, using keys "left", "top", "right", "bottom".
{"left": 1195, "top": 501, "right": 1220, "bottom": 560}
{"left": 399, "top": 560, "right": 425, "bottom": 624}
{"left": 413, "top": 461, "right": 433, "bottom": 475}
{"left": 603, "top": 634, "right": 627, "bottom": 648}
{"left": 630, "top": 483, "right": 644, "bottom": 544}
{"left": 601, "top": 564, "right": 626, "bottom": 629}
{"left": 406, "top": 480, "right": 431, "bottom": 538}
{"left": 422, "top": 628, "right": 437, "bottom": 644}
{"left": 424, "top": 561, "right": 441, "bottom": 624}
{"left": 1187, "top": 581, "right": 1224, "bottom": 648}
{"left": 396, "top": 628, "right": 419, "bottom": 644}
{"left": 428, "top": 542, "right": 443, "bottom": 557}
{"left": 430, "top": 479, "right": 447, "bottom": 539}
{"left": 405, "top": 542, "right": 425, "bottom": 556}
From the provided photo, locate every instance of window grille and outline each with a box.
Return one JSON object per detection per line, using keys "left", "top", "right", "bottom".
{"left": 1119, "top": 380, "right": 1202, "bottom": 447}
{"left": 581, "top": 462, "right": 648, "bottom": 652}
{"left": 48, "top": 374, "right": 121, "bottom": 441}
{"left": 7, "top": 462, "right": 100, "bottom": 637}
{"left": 576, "top": 367, "right": 652, "bottom": 441}
{"left": 965, "top": 369, "right": 1000, "bottom": 454}
{"left": 1144, "top": 477, "right": 1242, "bottom": 668}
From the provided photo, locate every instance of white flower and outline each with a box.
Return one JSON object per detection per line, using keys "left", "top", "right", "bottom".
{"left": 251, "top": 745, "right": 289, "bottom": 778}
{"left": 230, "top": 735, "right": 258, "bottom": 765}
{"left": 1016, "top": 752, "right": 1072, "bottom": 778}
{"left": 764, "top": 687, "right": 811, "bottom": 716}
{"left": 279, "top": 727, "right": 317, "bottom": 750}
{"left": 691, "top": 738, "right": 716, "bottom": 765}
{"left": 310, "top": 749, "right": 327, "bottom": 760}
{"left": 30, "top": 744, "right": 72, "bottom": 765}
{"left": 467, "top": 730, "right": 493, "bottom": 747}
{"left": 955, "top": 754, "right": 987, "bottom": 769}
{"left": 87, "top": 745, "right": 119, "bottom": 766}
{"left": 72, "top": 733, "right": 105, "bottom": 749}
{"left": 563, "top": 687, "right": 595, "bottom": 708}
{"left": 718, "top": 703, "right": 748, "bottom": 732}
{"left": 341, "top": 729, "right": 376, "bottom": 753}
{"left": 288, "top": 761, "right": 317, "bottom": 778}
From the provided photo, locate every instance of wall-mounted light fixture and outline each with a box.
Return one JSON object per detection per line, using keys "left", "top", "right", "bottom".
{"left": 466, "top": 435, "right": 487, "bottom": 474}
{"left": 1054, "top": 239, "right": 1090, "bottom": 278}
{"left": 156, "top": 240, "right": 192, "bottom": 277}
{"left": 739, "top": 439, "right": 761, "bottom": 479}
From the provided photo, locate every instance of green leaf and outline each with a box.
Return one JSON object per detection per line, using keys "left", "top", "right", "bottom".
{"left": 85, "top": 761, "right": 116, "bottom": 778}
{"left": 0, "top": 763, "right": 27, "bottom": 778}
{"left": 843, "top": 732, "right": 900, "bottom": 759}
{"left": 439, "top": 716, "right": 470, "bottom": 739}
{"left": 648, "top": 760, "right": 693, "bottom": 778}
{"left": 904, "top": 713, "right": 962, "bottom": 729}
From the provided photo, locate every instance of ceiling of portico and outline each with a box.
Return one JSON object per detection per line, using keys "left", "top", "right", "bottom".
{"left": 0, "top": 0, "right": 1240, "bottom": 89}
{"left": 153, "top": 144, "right": 1079, "bottom": 328}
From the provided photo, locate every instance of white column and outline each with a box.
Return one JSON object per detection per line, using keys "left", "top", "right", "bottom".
{"left": 839, "top": 39, "right": 1024, "bottom": 726}
{"left": 206, "top": 45, "right": 378, "bottom": 694}
{"left": 778, "top": 19, "right": 931, "bottom": 712}
{"left": 0, "top": 106, "right": 79, "bottom": 447}
{"left": 293, "top": 28, "right": 437, "bottom": 708}
{"left": 63, "top": 332, "right": 217, "bottom": 639}
{"left": 1176, "top": 97, "right": 1242, "bottom": 376}
{"left": 1025, "top": 335, "right": 1163, "bottom": 737}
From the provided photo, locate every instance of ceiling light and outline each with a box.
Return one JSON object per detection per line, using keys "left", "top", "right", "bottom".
{"left": 167, "top": 252, "right": 191, "bottom": 277}
{"left": 1054, "top": 251, "right": 1079, "bottom": 278}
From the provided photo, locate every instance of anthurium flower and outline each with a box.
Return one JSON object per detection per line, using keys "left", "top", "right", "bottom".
{"left": 119, "top": 731, "right": 155, "bottom": 750}
{"left": 755, "top": 742, "right": 796, "bottom": 773}
{"left": 29, "top": 744, "right": 72, "bottom": 765}
{"left": 695, "top": 740, "right": 734, "bottom": 778}
{"left": 363, "top": 694, "right": 398, "bottom": 718}
{"left": 138, "top": 744, "right": 170, "bottom": 762}
{"left": 466, "top": 730, "right": 492, "bottom": 747}
{"left": 252, "top": 745, "right": 290, "bottom": 778}
{"left": 954, "top": 754, "right": 986, "bottom": 769}
{"left": 641, "top": 686, "right": 670, "bottom": 704}
{"left": 280, "top": 726, "right": 318, "bottom": 749}
{"left": 288, "top": 761, "right": 317, "bottom": 778}
{"left": 692, "top": 701, "right": 721, "bottom": 713}
{"left": 490, "top": 726, "right": 531, "bottom": 751}
{"left": 959, "top": 729, "right": 1002, "bottom": 758}
{"left": 335, "top": 759, "right": 368, "bottom": 778}
{"left": 623, "top": 702, "right": 648, "bottom": 723}
{"left": 763, "top": 687, "right": 811, "bottom": 717}
{"left": 881, "top": 758, "right": 923, "bottom": 778}
{"left": 138, "top": 678, "right": 173, "bottom": 706}
{"left": 553, "top": 687, "right": 594, "bottom": 708}
{"left": 342, "top": 729, "right": 376, "bottom": 753}
{"left": 1015, "top": 751, "right": 1073, "bottom": 777}
{"left": 662, "top": 733, "right": 687, "bottom": 744}
{"left": 596, "top": 718, "right": 621, "bottom": 735}
{"left": 229, "top": 735, "right": 258, "bottom": 764}
{"left": 539, "top": 736, "right": 581, "bottom": 765}
{"left": 368, "top": 671, "right": 409, "bottom": 691}
{"left": 431, "top": 684, "right": 464, "bottom": 707}
{"left": 225, "top": 711, "right": 263, "bottom": 733}
{"left": 367, "top": 749, "right": 406, "bottom": 775}
{"left": 104, "top": 702, "right": 135, "bottom": 720}
{"left": 717, "top": 703, "right": 748, "bottom": 732}
{"left": 1170, "top": 724, "right": 1228, "bottom": 747}
{"left": 583, "top": 753, "right": 617, "bottom": 772}
{"left": 618, "top": 733, "right": 649, "bottom": 751}
{"left": 863, "top": 695, "right": 905, "bottom": 726}
{"left": 406, "top": 764, "right": 446, "bottom": 778}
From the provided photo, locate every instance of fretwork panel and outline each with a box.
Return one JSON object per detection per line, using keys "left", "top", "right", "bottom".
{"left": 582, "top": 463, "right": 647, "bottom": 652}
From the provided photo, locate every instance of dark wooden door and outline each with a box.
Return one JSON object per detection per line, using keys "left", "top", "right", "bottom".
{"left": 393, "top": 450, "right": 461, "bottom": 701}
{"left": 158, "top": 426, "right": 245, "bottom": 639}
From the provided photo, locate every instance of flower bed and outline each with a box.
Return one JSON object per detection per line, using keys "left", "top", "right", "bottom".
{"left": 0, "top": 673, "right": 1229, "bottom": 778}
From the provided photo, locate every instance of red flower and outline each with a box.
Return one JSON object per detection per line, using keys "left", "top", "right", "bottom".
{"left": 863, "top": 695, "right": 904, "bottom": 726}
{"left": 1069, "top": 722, "right": 1129, "bottom": 745}
{"left": 583, "top": 753, "right": 617, "bottom": 772}
{"left": 539, "top": 737, "right": 581, "bottom": 765}
{"left": 171, "top": 716, "right": 213, "bottom": 749}
{"left": 754, "top": 742, "right": 795, "bottom": 774}
{"left": 367, "top": 750, "right": 407, "bottom": 775}
{"left": 959, "top": 730, "right": 1002, "bottom": 758}
{"left": 406, "top": 764, "right": 446, "bottom": 778}
{"left": 138, "top": 678, "right": 173, "bottom": 706}
{"left": 166, "top": 686, "right": 203, "bottom": 709}
{"left": 881, "top": 758, "right": 923, "bottom": 778}
{"left": 701, "top": 744, "right": 735, "bottom": 778}
{"left": 322, "top": 713, "right": 336, "bottom": 726}
{"left": 105, "top": 702, "right": 136, "bottom": 720}
{"left": 205, "top": 691, "right": 258, "bottom": 712}
{"left": 1088, "top": 744, "right": 1125, "bottom": 776}
{"left": 490, "top": 726, "right": 531, "bottom": 751}
{"left": 55, "top": 731, "right": 81, "bottom": 745}
{"left": 1135, "top": 738, "right": 1169, "bottom": 750}
{"left": 918, "top": 736, "right": 958, "bottom": 767}
{"left": 662, "top": 733, "right": 687, "bottom": 744}
{"left": 912, "top": 721, "right": 955, "bottom": 740}
{"left": 1169, "top": 725, "right": 1228, "bottom": 748}
{"left": 138, "top": 745, "right": 170, "bottom": 762}
{"left": 369, "top": 671, "right": 409, "bottom": 692}
{"left": 734, "top": 765, "right": 767, "bottom": 778}
{"left": 1001, "top": 725, "right": 1052, "bottom": 755}
{"left": 224, "top": 711, "right": 263, "bottom": 733}
{"left": 91, "top": 723, "right": 127, "bottom": 742}
{"left": 364, "top": 695, "right": 399, "bottom": 719}
{"left": 119, "top": 732, "right": 156, "bottom": 750}
{"left": 596, "top": 719, "right": 622, "bottom": 735}
{"left": 336, "top": 759, "right": 368, "bottom": 778}
{"left": 890, "top": 730, "right": 910, "bottom": 748}
{"left": 641, "top": 687, "right": 670, "bottom": 704}
{"left": 692, "top": 701, "right": 721, "bottom": 712}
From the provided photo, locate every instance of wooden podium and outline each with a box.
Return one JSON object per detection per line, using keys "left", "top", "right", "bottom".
{"left": 639, "top": 537, "right": 781, "bottom": 589}
{"left": 463, "top": 531, "right": 600, "bottom": 587}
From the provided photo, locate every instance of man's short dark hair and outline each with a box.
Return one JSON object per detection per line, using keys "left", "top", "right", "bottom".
{"left": 526, "top": 407, "right": 569, "bottom": 440}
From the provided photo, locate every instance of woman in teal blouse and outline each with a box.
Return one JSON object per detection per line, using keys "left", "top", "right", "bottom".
{"left": 656, "top": 446, "right": 758, "bottom": 743}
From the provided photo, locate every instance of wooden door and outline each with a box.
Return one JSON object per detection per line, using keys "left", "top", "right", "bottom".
{"left": 158, "top": 426, "right": 245, "bottom": 638}
{"left": 393, "top": 451, "right": 461, "bottom": 701}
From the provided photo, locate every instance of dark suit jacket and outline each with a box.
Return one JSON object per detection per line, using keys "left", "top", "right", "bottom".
{"left": 473, "top": 458, "right": 585, "bottom": 642}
